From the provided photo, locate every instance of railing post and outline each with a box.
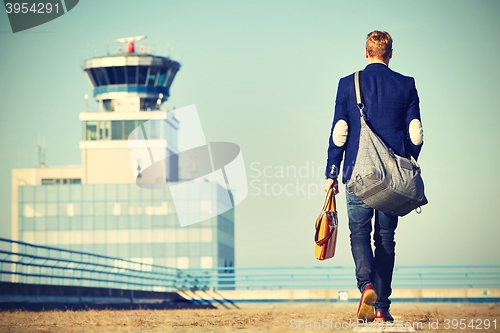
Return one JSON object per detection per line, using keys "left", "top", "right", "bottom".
{"left": 419, "top": 267, "right": 422, "bottom": 290}
{"left": 246, "top": 270, "right": 249, "bottom": 290}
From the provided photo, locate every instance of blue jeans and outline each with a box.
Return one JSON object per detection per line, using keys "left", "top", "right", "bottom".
{"left": 346, "top": 186, "right": 398, "bottom": 312}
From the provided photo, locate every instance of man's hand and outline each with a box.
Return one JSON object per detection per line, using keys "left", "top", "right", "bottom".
{"left": 324, "top": 178, "right": 339, "bottom": 195}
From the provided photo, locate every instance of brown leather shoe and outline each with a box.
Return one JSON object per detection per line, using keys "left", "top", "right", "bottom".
{"left": 356, "top": 284, "right": 377, "bottom": 322}
{"left": 374, "top": 310, "right": 394, "bottom": 322}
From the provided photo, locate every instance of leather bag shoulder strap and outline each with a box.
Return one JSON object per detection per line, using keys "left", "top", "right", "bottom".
{"left": 354, "top": 71, "right": 365, "bottom": 118}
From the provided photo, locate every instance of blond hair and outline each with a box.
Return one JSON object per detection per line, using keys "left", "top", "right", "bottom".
{"left": 366, "top": 30, "right": 393, "bottom": 60}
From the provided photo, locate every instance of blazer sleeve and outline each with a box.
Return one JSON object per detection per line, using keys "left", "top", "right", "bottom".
{"left": 405, "top": 77, "right": 423, "bottom": 160}
{"left": 325, "top": 79, "right": 349, "bottom": 179}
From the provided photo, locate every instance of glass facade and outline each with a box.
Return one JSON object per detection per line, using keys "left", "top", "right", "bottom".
{"left": 87, "top": 66, "right": 173, "bottom": 87}
{"left": 18, "top": 183, "right": 234, "bottom": 269}
{"left": 84, "top": 119, "right": 167, "bottom": 141}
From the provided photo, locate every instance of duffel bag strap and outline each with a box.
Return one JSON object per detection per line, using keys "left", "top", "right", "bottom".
{"left": 354, "top": 71, "right": 364, "bottom": 116}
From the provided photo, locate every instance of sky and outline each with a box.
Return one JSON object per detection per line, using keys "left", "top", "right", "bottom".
{"left": 1, "top": 0, "right": 499, "bottom": 268}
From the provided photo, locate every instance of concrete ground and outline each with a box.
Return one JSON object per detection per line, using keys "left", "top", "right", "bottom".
{"left": 0, "top": 302, "right": 499, "bottom": 332}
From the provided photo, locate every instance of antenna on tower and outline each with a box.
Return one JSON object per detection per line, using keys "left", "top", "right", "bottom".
{"left": 36, "top": 134, "right": 47, "bottom": 168}
{"left": 115, "top": 35, "right": 147, "bottom": 53}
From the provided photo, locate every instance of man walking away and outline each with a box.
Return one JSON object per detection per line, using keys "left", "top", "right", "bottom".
{"left": 324, "top": 30, "right": 424, "bottom": 322}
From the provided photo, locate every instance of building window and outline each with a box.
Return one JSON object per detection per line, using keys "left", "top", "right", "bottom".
{"left": 43, "top": 178, "right": 58, "bottom": 186}
{"left": 146, "top": 67, "right": 160, "bottom": 86}
{"left": 126, "top": 66, "right": 137, "bottom": 85}
{"left": 23, "top": 204, "right": 41, "bottom": 218}
{"left": 113, "top": 203, "right": 121, "bottom": 216}
{"left": 102, "top": 99, "right": 114, "bottom": 111}
{"left": 200, "top": 256, "right": 213, "bottom": 269}
{"left": 47, "top": 203, "right": 57, "bottom": 217}
{"left": 201, "top": 228, "right": 212, "bottom": 242}
{"left": 41, "top": 178, "right": 81, "bottom": 185}
{"left": 109, "top": 120, "right": 149, "bottom": 140}
{"left": 189, "top": 228, "right": 200, "bottom": 242}
{"left": 105, "top": 67, "right": 117, "bottom": 85}
{"left": 165, "top": 258, "right": 176, "bottom": 268}
{"left": 89, "top": 68, "right": 102, "bottom": 86}
{"left": 163, "top": 69, "right": 172, "bottom": 87}
{"left": 99, "top": 121, "right": 110, "bottom": 139}
{"left": 157, "top": 69, "right": 167, "bottom": 87}
{"left": 94, "top": 67, "right": 109, "bottom": 86}
{"left": 148, "top": 119, "right": 161, "bottom": 139}
{"left": 139, "top": 98, "right": 159, "bottom": 111}
{"left": 177, "top": 229, "right": 188, "bottom": 242}
{"left": 94, "top": 230, "right": 106, "bottom": 244}
{"left": 111, "top": 120, "right": 123, "bottom": 140}
{"left": 67, "top": 203, "right": 74, "bottom": 217}
{"left": 177, "top": 257, "right": 189, "bottom": 269}
{"left": 137, "top": 66, "right": 148, "bottom": 85}
{"left": 59, "top": 231, "right": 70, "bottom": 244}
{"left": 86, "top": 69, "right": 98, "bottom": 87}
{"left": 129, "top": 257, "right": 153, "bottom": 271}
{"left": 85, "top": 121, "right": 111, "bottom": 140}
{"left": 124, "top": 120, "right": 136, "bottom": 139}
{"left": 86, "top": 121, "right": 97, "bottom": 140}
{"left": 129, "top": 119, "right": 147, "bottom": 139}
{"left": 115, "top": 66, "right": 126, "bottom": 84}
{"left": 22, "top": 231, "right": 35, "bottom": 244}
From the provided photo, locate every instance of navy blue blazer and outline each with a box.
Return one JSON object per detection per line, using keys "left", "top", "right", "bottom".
{"left": 325, "top": 63, "right": 423, "bottom": 183}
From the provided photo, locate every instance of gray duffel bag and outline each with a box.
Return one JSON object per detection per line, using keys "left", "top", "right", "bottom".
{"left": 347, "top": 71, "right": 428, "bottom": 216}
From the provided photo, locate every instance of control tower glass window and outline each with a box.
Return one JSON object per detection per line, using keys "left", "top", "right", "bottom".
{"left": 138, "top": 66, "right": 148, "bottom": 85}
{"left": 124, "top": 121, "right": 135, "bottom": 138}
{"left": 148, "top": 119, "right": 161, "bottom": 139}
{"left": 87, "top": 70, "right": 98, "bottom": 87}
{"left": 111, "top": 120, "right": 123, "bottom": 140}
{"left": 128, "top": 120, "right": 146, "bottom": 140}
{"left": 140, "top": 98, "right": 158, "bottom": 111}
{"left": 85, "top": 121, "right": 97, "bottom": 140}
{"left": 99, "top": 121, "right": 110, "bottom": 140}
{"left": 83, "top": 120, "right": 171, "bottom": 140}
{"left": 164, "top": 69, "right": 176, "bottom": 87}
{"left": 105, "top": 67, "right": 117, "bottom": 85}
{"left": 126, "top": 66, "right": 138, "bottom": 85}
{"left": 102, "top": 99, "right": 114, "bottom": 111}
{"left": 115, "top": 66, "right": 126, "bottom": 84}
{"left": 147, "top": 67, "right": 160, "bottom": 86}
{"left": 94, "top": 68, "right": 109, "bottom": 86}
{"left": 84, "top": 121, "right": 110, "bottom": 140}
{"left": 157, "top": 68, "right": 168, "bottom": 87}
{"left": 110, "top": 120, "right": 147, "bottom": 140}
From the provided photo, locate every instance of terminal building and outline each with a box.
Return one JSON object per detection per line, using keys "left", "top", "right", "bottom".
{"left": 11, "top": 36, "right": 235, "bottom": 270}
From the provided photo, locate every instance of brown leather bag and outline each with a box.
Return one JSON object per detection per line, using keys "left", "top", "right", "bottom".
{"left": 314, "top": 187, "right": 338, "bottom": 260}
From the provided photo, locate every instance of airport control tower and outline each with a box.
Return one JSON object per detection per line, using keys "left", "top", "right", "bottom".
{"left": 84, "top": 36, "right": 179, "bottom": 113}
{"left": 12, "top": 37, "right": 235, "bottom": 270}
{"left": 81, "top": 36, "right": 181, "bottom": 184}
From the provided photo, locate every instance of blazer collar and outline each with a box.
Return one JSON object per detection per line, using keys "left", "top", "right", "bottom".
{"left": 364, "top": 63, "right": 390, "bottom": 71}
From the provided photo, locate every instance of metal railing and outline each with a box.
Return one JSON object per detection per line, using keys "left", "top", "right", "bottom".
{"left": 1, "top": 238, "right": 499, "bottom": 293}
{"left": 0, "top": 238, "right": 179, "bottom": 292}
{"left": 176, "top": 265, "right": 500, "bottom": 291}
